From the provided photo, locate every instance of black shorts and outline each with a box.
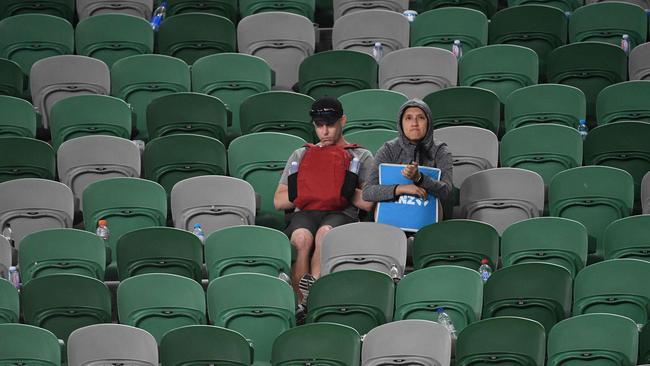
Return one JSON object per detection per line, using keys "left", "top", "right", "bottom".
{"left": 284, "top": 210, "right": 355, "bottom": 237}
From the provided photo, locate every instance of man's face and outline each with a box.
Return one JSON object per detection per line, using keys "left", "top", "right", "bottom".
{"left": 401, "top": 107, "right": 428, "bottom": 142}
{"left": 314, "top": 116, "right": 345, "bottom": 146}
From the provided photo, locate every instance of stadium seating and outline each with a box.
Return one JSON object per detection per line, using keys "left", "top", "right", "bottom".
{"left": 0, "top": 95, "right": 35, "bottom": 140}
{"left": 160, "top": 325, "right": 252, "bottom": 366}
{"left": 501, "top": 217, "right": 588, "bottom": 277}
{"left": 420, "top": 0, "right": 497, "bottom": 17}
{"left": 77, "top": 0, "right": 153, "bottom": 20}
{"left": 241, "top": 0, "right": 315, "bottom": 20}
{"left": 630, "top": 42, "right": 650, "bottom": 81}
{"left": 0, "top": 58, "right": 24, "bottom": 98}
{"left": 0, "top": 278, "right": 19, "bottom": 323}
{"left": 603, "top": 215, "right": 650, "bottom": 260}
{"left": 68, "top": 324, "right": 158, "bottom": 366}
{"left": 205, "top": 225, "right": 292, "bottom": 281}
{"left": 272, "top": 323, "right": 361, "bottom": 366}
{"left": 344, "top": 129, "right": 397, "bottom": 154}
{"left": 333, "top": 0, "right": 407, "bottom": 20}
{"left": 239, "top": 91, "right": 315, "bottom": 142}
{"left": 596, "top": 81, "right": 650, "bottom": 125}
{"left": 507, "top": 0, "right": 581, "bottom": 11}
{"left": 18, "top": 228, "right": 106, "bottom": 284}
{"left": 0, "top": 236, "right": 9, "bottom": 279}
{"left": 165, "top": 0, "right": 238, "bottom": 22}
{"left": 643, "top": 171, "right": 650, "bottom": 213}
{"left": 410, "top": 8, "right": 488, "bottom": 51}
{"left": 0, "top": 137, "right": 55, "bottom": 183}
{"left": 0, "top": 323, "right": 60, "bottom": 366}
{"left": 332, "top": 10, "right": 410, "bottom": 56}
{"left": 504, "top": 84, "right": 586, "bottom": 130}
{"left": 424, "top": 86, "right": 501, "bottom": 133}
{"left": 569, "top": 2, "right": 647, "bottom": 47}
{"left": 339, "top": 89, "right": 405, "bottom": 134}
{"left": 395, "top": 266, "right": 483, "bottom": 332}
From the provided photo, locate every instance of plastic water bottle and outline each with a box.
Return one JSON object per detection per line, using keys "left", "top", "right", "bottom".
{"left": 436, "top": 307, "right": 457, "bottom": 339}
{"left": 578, "top": 119, "right": 588, "bottom": 140}
{"left": 278, "top": 271, "right": 291, "bottom": 284}
{"left": 402, "top": 10, "right": 418, "bottom": 22}
{"left": 348, "top": 157, "right": 360, "bottom": 174}
{"left": 192, "top": 223, "right": 205, "bottom": 243}
{"left": 452, "top": 40, "right": 463, "bottom": 59}
{"left": 478, "top": 258, "right": 492, "bottom": 283}
{"left": 621, "top": 34, "right": 631, "bottom": 55}
{"left": 373, "top": 42, "right": 384, "bottom": 62}
{"left": 389, "top": 264, "right": 400, "bottom": 282}
{"left": 8, "top": 266, "right": 19, "bottom": 289}
{"left": 564, "top": 10, "right": 572, "bottom": 19}
{"left": 96, "top": 219, "right": 109, "bottom": 242}
{"left": 150, "top": 1, "right": 167, "bottom": 30}
{"left": 289, "top": 161, "right": 299, "bottom": 174}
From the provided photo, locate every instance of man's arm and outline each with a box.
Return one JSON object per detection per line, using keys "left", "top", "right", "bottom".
{"left": 274, "top": 183, "right": 295, "bottom": 211}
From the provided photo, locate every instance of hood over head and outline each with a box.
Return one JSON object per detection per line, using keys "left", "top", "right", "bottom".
{"left": 397, "top": 98, "right": 436, "bottom": 164}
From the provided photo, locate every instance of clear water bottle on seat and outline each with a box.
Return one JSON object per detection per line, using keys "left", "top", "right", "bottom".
{"left": 373, "top": 42, "right": 384, "bottom": 62}
{"left": 436, "top": 307, "right": 457, "bottom": 340}
{"left": 192, "top": 223, "right": 205, "bottom": 243}
{"left": 150, "top": 1, "right": 167, "bottom": 30}
{"left": 478, "top": 258, "right": 492, "bottom": 283}
{"left": 578, "top": 119, "right": 588, "bottom": 140}
{"left": 96, "top": 219, "right": 109, "bottom": 242}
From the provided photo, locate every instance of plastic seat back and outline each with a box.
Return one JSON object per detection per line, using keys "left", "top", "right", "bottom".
{"left": 0, "top": 60, "right": 25, "bottom": 98}
{"left": 240, "top": 91, "right": 315, "bottom": 142}
{"left": 630, "top": 42, "right": 650, "bottom": 81}
{"left": 603, "top": 215, "right": 650, "bottom": 261}
{"left": 410, "top": 7, "right": 487, "bottom": 52}
{"left": 272, "top": 323, "right": 360, "bottom": 366}
{"left": 344, "top": 129, "right": 398, "bottom": 155}
{"left": 569, "top": 2, "right": 647, "bottom": 47}
{"left": 241, "top": 0, "right": 315, "bottom": 20}
{"left": 0, "top": 324, "right": 60, "bottom": 366}
{"left": 423, "top": 86, "right": 500, "bottom": 133}
{"left": 166, "top": 0, "right": 238, "bottom": 22}
{"left": 420, "top": 0, "right": 498, "bottom": 17}
{"left": 77, "top": 0, "right": 153, "bottom": 20}
{"left": 597, "top": 81, "right": 650, "bottom": 125}
{"left": 0, "top": 0, "right": 74, "bottom": 21}
{"left": 505, "top": 84, "right": 586, "bottom": 130}
{"left": 0, "top": 137, "right": 55, "bottom": 183}
{"left": 339, "top": 89, "right": 406, "bottom": 134}
{"left": 0, "top": 278, "right": 19, "bottom": 323}
{"left": 333, "top": 0, "right": 407, "bottom": 19}
{"left": 332, "top": 9, "right": 410, "bottom": 56}
{"left": 160, "top": 325, "right": 252, "bottom": 366}
{"left": 68, "top": 324, "right": 158, "bottom": 366}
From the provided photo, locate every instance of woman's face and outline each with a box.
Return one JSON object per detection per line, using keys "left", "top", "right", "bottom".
{"left": 401, "top": 107, "right": 428, "bottom": 142}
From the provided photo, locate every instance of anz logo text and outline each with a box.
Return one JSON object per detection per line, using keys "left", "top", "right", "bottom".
{"left": 397, "top": 195, "right": 430, "bottom": 207}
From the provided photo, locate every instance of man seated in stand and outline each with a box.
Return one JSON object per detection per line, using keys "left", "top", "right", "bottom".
{"left": 273, "top": 96, "right": 375, "bottom": 305}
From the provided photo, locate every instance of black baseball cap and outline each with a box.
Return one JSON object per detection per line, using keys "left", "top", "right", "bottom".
{"left": 310, "top": 96, "right": 344, "bottom": 125}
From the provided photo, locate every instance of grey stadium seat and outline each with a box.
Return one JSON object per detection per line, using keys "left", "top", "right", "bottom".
{"left": 30, "top": 55, "right": 110, "bottom": 130}
{"left": 56, "top": 135, "right": 141, "bottom": 211}
{"left": 77, "top": 0, "right": 154, "bottom": 20}
{"left": 171, "top": 175, "right": 256, "bottom": 237}
{"left": 378, "top": 47, "right": 457, "bottom": 99}
{"left": 460, "top": 168, "right": 545, "bottom": 234}
{"left": 361, "top": 320, "right": 452, "bottom": 366}
{"left": 68, "top": 324, "right": 158, "bottom": 366}
{"left": 434, "top": 126, "right": 498, "bottom": 191}
{"left": 630, "top": 42, "right": 650, "bottom": 81}
{"left": 332, "top": 9, "right": 410, "bottom": 57}
{"left": 333, "top": 0, "right": 408, "bottom": 20}
{"left": 237, "top": 12, "right": 315, "bottom": 90}
{"left": 320, "top": 222, "right": 407, "bottom": 278}
{"left": 0, "top": 236, "right": 9, "bottom": 279}
{"left": 641, "top": 172, "right": 650, "bottom": 214}
{"left": 0, "top": 179, "right": 73, "bottom": 250}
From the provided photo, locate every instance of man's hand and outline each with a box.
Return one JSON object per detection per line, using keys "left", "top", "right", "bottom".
{"left": 396, "top": 184, "right": 427, "bottom": 199}
{"left": 401, "top": 162, "right": 421, "bottom": 181}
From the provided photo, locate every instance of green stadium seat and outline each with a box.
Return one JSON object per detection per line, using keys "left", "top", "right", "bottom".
{"left": 459, "top": 44, "right": 539, "bottom": 103}
{"left": 456, "top": 317, "right": 546, "bottom": 366}
{"left": 208, "top": 273, "right": 295, "bottom": 365}
{"left": 240, "top": 0, "right": 315, "bottom": 20}
{"left": 343, "top": 129, "right": 397, "bottom": 155}
{"left": 548, "top": 313, "right": 638, "bottom": 366}
{"left": 573, "top": 258, "right": 650, "bottom": 327}
{"left": 395, "top": 266, "right": 483, "bottom": 332}
{"left": 116, "top": 227, "right": 203, "bottom": 282}
{"left": 640, "top": 319, "right": 650, "bottom": 364}
{"left": 0, "top": 14, "right": 73, "bottom": 75}
{"left": 146, "top": 92, "right": 228, "bottom": 142}
{"left": 18, "top": 228, "right": 106, "bottom": 284}
{"left": 306, "top": 269, "right": 394, "bottom": 335}
{"left": 0, "top": 96, "right": 34, "bottom": 137}
{"left": 483, "top": 262, "right": 572, "bottom": 331}
{"left": 489, "top": 5, "right": 567, "bottom": 78}
{"left": 418, "top": 0, "right": 497, "bottom": 17}
{"left": 191, "top": 53, "right": 273, "bottom": 143}
{"left": 0, "top": 0, "right": 75, "bottom": 22}
{"left": 547, "top": 42, "right": 627, "bottom": 123}
{"left": 49, "top": 94, "right": 132, "bottom": 151}
{"left": 505, "top": 84, "right": 586, "bottom": 130}
{"left": 500, "top": 124, "right": 582, "bottom": 185}
{"left": 603, "top": 215, "right": 650, "bottom": 261}
{"left": 597, "top": 81, "right": 650, "bottom": 125}
{"left": 118, "top": 273, "right": 207, "bottom": 343}
{"left": 272, "top": 323, "right": 360, "bottom": 366}
{"left": 644, "top": 172, "right": 650, "bottom": 214}
{"left": 413, "top": 219, "right": 499, "bottom": 270}
{"left": 75, "top": 14, "right": 154, "bottom": 68}
{"left": 339, "top": 89, "right": 406, "bottom": 134}
{"left": 0, "top": 324, "right": 60, "bottom": 366}
{"left": 160, "top": 325, "right": 252, "bottom": 366}
{"left": 227, "top": 132, "right": 306, "bottom": 229}
{"left": 205, "top": 225, "right": 291, "bottom": 281}
{"left": 549, "top": 166, "right": 634, "bottom": 260}
{"left": 298, "top": 50, "right": 378, "bottom": 99}
{"left": 165, "top": 0, "right": 238, "bottom": 22}
{"left": 0, "top": 59, "right": 24, "bottom": 98}
{"left": 507, "top": 0, "right": 581, "bottom": 12}
{"left": 82, "top": 177, "right": 167, "bottom": 277}
{"left": 569, "top": 2, "right": 647, "bottom": 47}
{"left": 0, "top": 279, "right": 19, "bottom": 323}
{"left": 424, "top": 86, "right": 501, "bottom": 133}
{"left": 501, "top": 217, "right": 588, "bottom": 277}
{"left": 584, "top": 121, "right": 650, "bottom": 201}
{"left": 0, "top": 137, "right": 55, "bottom": 183}
{"left": 143, "top": 134, "right": 227, "bottom": 198}
{"left": 111, "top": 54, "right": 191, "bottom": 141}
{"left": 240, "top": 91, "right": 315, "bottom": 142}
{"left": 22, "top": 273, "right": 111, "bottom": 341}
{"left": 157, "top": 13, "right": 236, "bottom": 65}
{"left": 410, "top": 8, "right": 488, "bottom": 51}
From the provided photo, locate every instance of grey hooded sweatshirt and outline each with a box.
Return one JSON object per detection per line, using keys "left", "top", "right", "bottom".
{"left": 362, "top": 99, "right": 453, "bottom": 202}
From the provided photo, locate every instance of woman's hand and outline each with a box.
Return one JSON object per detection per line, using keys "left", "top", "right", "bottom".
{"left": 401, "top": 162, "right": 422, "bottom": 181}
{"left": 396, "top": 184, "right": 427, "bottom": 199}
